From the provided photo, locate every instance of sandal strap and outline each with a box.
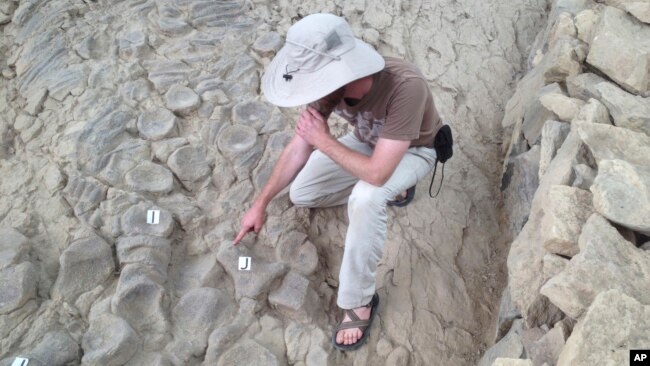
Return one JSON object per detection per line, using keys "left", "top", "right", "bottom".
{"left": 335, "top": 320, "right": 369, "bottom": 331}
{"left": 344, "top": 309, "right": 360, "bottom": 322}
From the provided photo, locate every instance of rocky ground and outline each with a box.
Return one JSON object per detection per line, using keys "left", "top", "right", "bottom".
{"left": 483, "top": 0, "right": 650, "bottom": 365}
{"left": 0, "top": 0, "right": 590, "bottom": 365}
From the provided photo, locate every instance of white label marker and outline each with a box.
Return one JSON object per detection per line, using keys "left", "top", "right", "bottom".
{"left": 238, "top": 256, "right": 251, "bottom": 271}
{"left": 12, "top": 358, "right": 29, "bottom": 366}
{"left": 147, "top": 210, "right": 160, "bottom": 224}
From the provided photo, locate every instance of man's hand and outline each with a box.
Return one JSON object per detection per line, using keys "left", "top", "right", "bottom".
{"left": 295, "top": 106, "right": 333, "bottom": 148}
{"left": 233, "top": 202, "right": 266, "bottom": 245}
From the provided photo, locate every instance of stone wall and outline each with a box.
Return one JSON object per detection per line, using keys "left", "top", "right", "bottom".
{"left": 0, "top": 0, "right": 550, "bottom": 365}
{"left": 486, "top": 0, "right": 650, "bottom": 365}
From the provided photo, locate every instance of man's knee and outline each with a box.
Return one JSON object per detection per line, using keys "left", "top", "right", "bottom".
{"left": 348, "top": 181, "right": 389, "bottom": 210}
{"left": 289, "top": 183, "right": 316, "bottom": 207}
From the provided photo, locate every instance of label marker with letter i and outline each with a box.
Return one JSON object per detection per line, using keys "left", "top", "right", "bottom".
{"left": 147, "top": 209, "right": 160, "bottom": 225}
{"left": 12, "top": 358, "right": 29, "bottom": 366}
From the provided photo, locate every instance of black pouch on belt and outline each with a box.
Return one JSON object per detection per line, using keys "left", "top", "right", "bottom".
{"left": 429, "top": 124, "right": 453, "bottom": 198}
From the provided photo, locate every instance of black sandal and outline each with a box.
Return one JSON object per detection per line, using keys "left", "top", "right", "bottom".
{"left": 387, "top": 186, "right": 416, "bottom": 207}
{"left": 331, "top": 293, "right": 380, "bottom": 351}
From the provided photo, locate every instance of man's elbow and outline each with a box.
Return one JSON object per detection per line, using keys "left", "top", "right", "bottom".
{"left": 368, "top": 171, "right": 390, "bottom": 187}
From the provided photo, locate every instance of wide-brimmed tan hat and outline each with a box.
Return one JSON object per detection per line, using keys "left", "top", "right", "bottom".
{"left": 261, "top": 13, "right": 385, "bottom": 108}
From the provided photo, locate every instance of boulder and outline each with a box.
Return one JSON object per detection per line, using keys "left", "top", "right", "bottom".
{"left": 167, "top": 145, "right": 211, "bottom": 188}
{"left": 24, "top": 331, "right": 80, "bottom": 366}
{"left": 252, "top": 32, "right": 283, "bottom": 58}
{"left": 591, "top": 159, "right": 650, "bottom": 235}
{"left": 111, "top": 264, "right": 169, "bottom": 341}
{"left": 492, "top": 359, "right": 532, "bottom": 366}
{"left": 152, "top": 137, "right": 188, "bottom": 163}
{"left": 118, "top": 30, "right": 149, "bottom": 59}
{"left": 164, "top": 84, "right": 200, "bottom": 115}
{"left": 548, "top": 12, "right": 577, "bottom": 48}
{"left": 124, "top": 161, "right": 174, "bottom": 194}
{"left": 586, "top": 6, "right": 650, "bottom": 96}
{"left": 576, "top": 121, "right": 650, "bottom": 166}
{"left": 216, "top": 243, "right": 286, "bottom": 299}
{"left": 522, "top": 83, "right": 564, "bottom": 145}
{"left": 137, "top": 108, "right": 177, "bottom": 141}
{"left": 494, "top": 287, "right": 521, "bottom": 342}
{"left": 566, "top": 73, "right": 606, "bottom": 101}
{"left": 541, "top": 214, "right": 650, "bottom": 318}
{"left": 542, "top": 36, "right": 586, "bottom": 84}
{"left": 502, "top": 146, "right": 541, "bottom": 238}
{"left": 539, "top": 120, "right": 570, "bottom": 179}
{"left": 600, "top": 0, "right": 650, "bottom": 23}
{"left": 478, "top": 319, "right": 525, "bottom": 366}
{"left": 81, "top": 313, "right": 140, "bottom": 366}
{"left": 539, "top": 93, "right": 585, "bottom": 122}
{"left": 574, "top": 9, "right": 600, "bottom": 43}
{"left": 0, "top": 262, "right": 37, "bottom": 314}
{"left": 232, "top": 100, "right": 274, "bottom": 131}
{"left": 595, "top": 82, "right": 650, "bottom": 135}
{"left": 571, "top": 163, "right": 597, "bottom": 190}
{"left": 0, "top": 228, "right": 29, "bottom": 270}
{"left": 541, "top": 185, "right": 593, "bottom": 257}
{"left": 268, "top": 271, "right": 319, "bottom": 321}
{"left": 116, "top": 235, "right": 171, "bottom": 276}
{"left": 557, "top": 290, "right": 650, "bottom": 365}
{"left": 172, "top": 287, "right": 234, "bottom": 342}
{"left": 528, "top": 322, "right": 568, "bottom": 366}
{"left": 121, "top": 203, "right": 174, "bottom": 237}
{"left": 217, "top": 340, "right": 279, "bottom": 366}
{"left": 217, "top": 124, "right": 262, "bottom": 179}
{"left": 51, "top": 236, "right": 114, "bottom": 303}
{"left": 570, "top": 98, "right": 611, "bottom": 125}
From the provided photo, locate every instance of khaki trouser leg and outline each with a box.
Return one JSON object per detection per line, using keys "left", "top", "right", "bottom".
{"left": 289, "top": 132, "right": 438, "bottom": 310}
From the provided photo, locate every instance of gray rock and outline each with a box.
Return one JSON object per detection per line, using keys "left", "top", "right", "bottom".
{"left": 495, "top": 286, "right": 521, "bottom": 342}
{"left": 97, "top": 139, "right": 151, "bottom": 187}
{"left": 268, "top": 271, "right": 319, "bottom": 321}
{"left": 576, "top": 121, "right": 650, "bottom": 166}
{"left": 232, "top": 101, "right": 273, "bottom": 131}
{"left": 172, "top": 288, "right": 234, "bottom": 345}
{"left": 252, "top": 32, "right": 283, "bottom": 57}
{"left": 51, "top": 236, "right": 113, "bottom": 303}
{"left": 572, "top": 163, "right": 597, "bottom": 190}
{"left": 600, "top": 0, "right": 650, "bottom": 23}
{"left": 542, "top": 36, "right": 586, "bottom": 84}
{"left": 76, "top": 107, "right": 132, "bottom": 175}
{"left": 478, "top": 319, "right": 525, "bottom": 366}
{"left": 81, "top": 313, "right": 140, "bottom": 366}
{"left": 539, "top": 93, "right": 585, "bottom": 122}
{"left": 117, "top": 235, "right": 171, "bottom": 276}
{"left": 62, "top": 175, "right": 107, "bottom": 220}
{"left": 571, "top": 98, "right": 611, "bottom": 125}
{"left": 144, "top": 60, "right": 194, "bottom": 94}
{"left": 157, "top": 17, "right": 191, "bottom": 36}
{"left": 25, "top": 331, "right": 80, "bottom": 366}
{"left": 217, "top": 124, "right": 262, "bottom": 179}
{"left": 172, "top": 254, "right": 223, "bottom": 294}
{"left": 557, "top": 290, "right": 650, "bottom": 365}
{"left": 0, "top": 228, "right": 29, "bottom": 270}
{"left": 574, "top": 9, "right": 600, "bottom": 43}
{"left": 566, "top": 73, "right": 606, "bottom": 101}
{"left": 541, "top": 214, "right": 650, "bottom": 318}
{"left": 522, "top": 83, "right": 563, "bottom": 145}
{"left": 216, "top": 243, "right": 286, "bottom": 299}
{"left": 541, "top": 185, "right": 593, "bottom": 257}
{"left": 24, "top": 88, "right": 47, "bottom": 116}
{"left": 591, "top": 159, "right": 650, "bottom": 235}
{"left": 118, "top": 30, "right": 149, "bottom": 59}
{"left": 125, "top": 352, "right": 173, "bottom": 366}
{"left": 164, "top": 84, "right": 200, "bottom": 115}
{"left": 217, "top": 340, "right": 279, "bottom": 366}
{"left": 542, "top": 253, "right": 569, "bottom": 281}
{"left": 124, "top": 161, "right": 174, "bottom": 194}
{"left": 492, "top": 359, "right": 533, "bottom": 366}
{"left": 167, "top": 145, "right": 211, "bottom": 188}
{"left": 539, "top": 120, "right": 570, "bottom": 179}
{"left": 0, "top": 262, "right": 37, "bottom": 314}
{"left": 502, "top": 146, "right": 540, "bottom": 238}
{"left": 137, "top": 108, "right": 178, "bottom": 141}
{"left": 385, "top": 346, "right": 410, "bottom": 366}
{"left": 595, "top": 82, "right": 650, "bottom": 135}
{"left": 151, "top": 137, "right": 188, "bottom": 163}
{"left": 528, "top": 323, "right": 567, "bottom": 366}
{"left": 121, "top": 203, "right": 174, "bottom": 237}
{"left": 120, "top": 79, "right": 151, "bottom": 107}
{"left": 586, "top": 6, "right": 650, "bottom": 96}
{"left": 111, "top": 264, "right": 169, "bottom": 339}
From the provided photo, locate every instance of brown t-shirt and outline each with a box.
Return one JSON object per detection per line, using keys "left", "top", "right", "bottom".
{"left": 312, "top": 57, "right": 442, "bottom": 148}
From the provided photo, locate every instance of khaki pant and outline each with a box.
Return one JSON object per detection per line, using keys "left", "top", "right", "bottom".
{"left": 289, "top": 132, "right": 437, "bottom": 309}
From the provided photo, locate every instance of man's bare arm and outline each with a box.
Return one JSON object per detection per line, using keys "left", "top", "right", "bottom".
{"left": 233, "top": 133, "right": 312, "bottom": 244}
